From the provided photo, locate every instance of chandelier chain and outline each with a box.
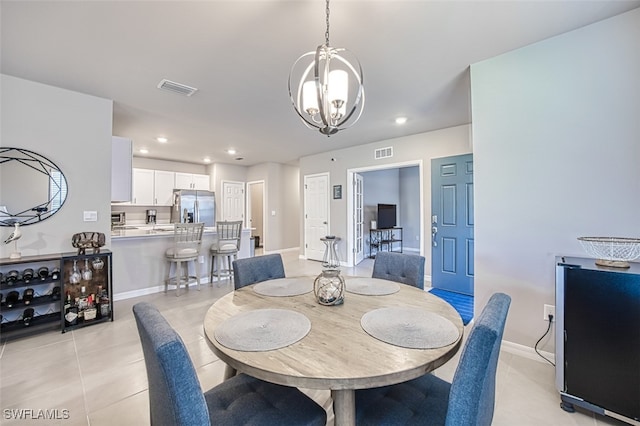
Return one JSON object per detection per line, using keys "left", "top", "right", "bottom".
{"left": 325, "top": 0, "right": 330, "bottom": 46}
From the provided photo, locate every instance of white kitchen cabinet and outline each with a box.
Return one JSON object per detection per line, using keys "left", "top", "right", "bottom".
{"left": 132, "top": 168, "right": 154, "bottom": 205}
{"left": 175, "top": 172, "right": 210, "bottom": 190}
{"left": 111, "top": 136, "right": 132, "bottom": 202}
{"left": 153, "top": 170, "right": 175, "bottom": 206}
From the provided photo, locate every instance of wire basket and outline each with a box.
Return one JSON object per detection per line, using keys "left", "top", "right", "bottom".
{"left": 577, "top": 237, "right": 640, "bottom": 268}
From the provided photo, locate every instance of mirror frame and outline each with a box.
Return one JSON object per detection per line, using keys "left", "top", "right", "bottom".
{"left": 0, "top": 147, "right": 68, "bottom": 226}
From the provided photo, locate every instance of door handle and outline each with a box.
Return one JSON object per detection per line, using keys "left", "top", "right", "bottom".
{"left": 323, "top": 221, "right": 328, "bottom": 225}
{"left": 432, "top": 226, "right": 438, "bottom": 247}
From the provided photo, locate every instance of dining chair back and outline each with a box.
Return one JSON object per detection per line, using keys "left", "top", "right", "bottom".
{"left": 355, "top": 292, "right": 511, "bottom": 426}
{"left": 165, "top": 222, "right": 204, "bottom": 296}
{"left": 209, "top": 220, "right": 243, "bottom": 283}
{"left": 133, "top": 301, "right": 211, "bottom": 425}
{"left": 372, "top": 251, "right": 425, "bottom": 289}
{"left": 133, "top": 302, "right": 327, "bottom": 426}
{"left": 232, "top": 253, "right": 285, "bottom": 289}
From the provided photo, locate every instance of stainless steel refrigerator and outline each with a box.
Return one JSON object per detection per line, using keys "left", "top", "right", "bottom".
{"left": 171, "top": 189, "right": 215, "bottom": 226}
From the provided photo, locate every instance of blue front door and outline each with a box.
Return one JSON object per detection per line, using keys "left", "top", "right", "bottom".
{"left": 431, "top": 154, "right": 474, "bottom": 295}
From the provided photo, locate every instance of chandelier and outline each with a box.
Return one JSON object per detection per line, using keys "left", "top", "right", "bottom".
{"left": 288, "top": 0, "right": 365, "bottom": 136}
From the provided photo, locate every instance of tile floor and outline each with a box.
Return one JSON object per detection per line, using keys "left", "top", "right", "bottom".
{"left": 0, "top": 251, "right": 629, "bottom": 425}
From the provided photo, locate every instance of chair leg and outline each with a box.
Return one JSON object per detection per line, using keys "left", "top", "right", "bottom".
{"left": 175, "top": 260, "right": 182, "bottom": 296}
{"left": 217, "top": 254, "right": 222, "bottom": 282}
{"left": 195, "top": 260, "right": 201, "bottom": 291}
{"left": 165, "top": 261, "right": 171, "bottom": 293}
{"left": 210, "top": 254, "right": 215, "bottom": 284}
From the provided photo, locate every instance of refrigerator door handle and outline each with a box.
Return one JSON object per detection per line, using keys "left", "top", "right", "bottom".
{"left": 195, "top": 199, "right": 199, "bottom": 223}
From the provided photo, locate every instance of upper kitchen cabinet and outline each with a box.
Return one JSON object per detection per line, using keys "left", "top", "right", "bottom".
{"left": 131, "top": 169, "right": 176, "bottom": 206}
{"left": 111, "top": 137, "right": 132, "bottom": 202}
{"left": 153, "top": 170, "right": 175, "bottom": 206}
{"left": 131, "top": 168, "right": 154, "bottom": 205}
{"left": 175, "top": 172, "right": 210, "bottom": 190}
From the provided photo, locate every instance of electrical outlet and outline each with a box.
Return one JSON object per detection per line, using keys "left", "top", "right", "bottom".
{"left": 543, "top": 304, "right": 555, "bottom": 321}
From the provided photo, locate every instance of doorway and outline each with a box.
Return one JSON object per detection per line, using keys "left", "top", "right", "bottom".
{"left": 247, "top": 181, "right": 265, "bottom": 249}
{"left": 346, "top": 161, "right": 423, "bottom": 267}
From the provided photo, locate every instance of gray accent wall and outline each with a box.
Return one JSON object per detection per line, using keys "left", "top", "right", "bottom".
{"left": 471, "top": 8, "right": 640, "bottom": 349}
{"left": 1, "top": 74, "right": 112, "bottom": 258}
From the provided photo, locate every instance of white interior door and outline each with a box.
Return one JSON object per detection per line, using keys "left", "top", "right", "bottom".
{"left": 304, "top": 173, "right": 329, "bottom": 261}
{"left": 222, "top": 181, "right": 244, "bottom": 222}
{"left": 354, "top": 173, "right": 365, "bottom": 264}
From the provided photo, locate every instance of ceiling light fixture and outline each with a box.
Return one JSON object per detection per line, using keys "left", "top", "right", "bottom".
{"left": 139, "top": 148, "right": 149, "bottom": 154}
{"left": 288, "top": 0, "right": 364, "bottom": 136}
{"left": 203, "top": 157, "right": 211, "bottom": 163}
{"left": 227, "top": 149, "right": 237, "bottom": 155}
{"left": 395, "top": 117, "right": 407, "bottom": 125}
{"left": 156, "top": 137, "right": 168, "bottom": 143}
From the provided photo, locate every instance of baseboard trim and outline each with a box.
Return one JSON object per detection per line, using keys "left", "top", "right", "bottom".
{"left": 501, "top": 340, "right": 555, "bottom": 364}
{"left": 113, "top": 277, "right": 212, "bottom": 301}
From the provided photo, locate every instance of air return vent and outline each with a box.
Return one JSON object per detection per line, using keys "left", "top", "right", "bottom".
{"left": 374, "top": 147, "right": 393, "bottom": 160}
{"left": 157, "top": 79, "right": 198, "bottom": 96}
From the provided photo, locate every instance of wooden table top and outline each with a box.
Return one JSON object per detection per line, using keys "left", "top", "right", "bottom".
{"left": 203, "top": 277, "right": 464, "bottom": 391}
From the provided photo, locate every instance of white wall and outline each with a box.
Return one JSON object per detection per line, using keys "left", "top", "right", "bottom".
{"left": 471, "top": 8, "right": 640, "bottom": 349}
{"left": 0, "top": 74, "right": 112, "bottom": 258}
{"left": 299, "top": 124, "right": 472, "bottom": 271}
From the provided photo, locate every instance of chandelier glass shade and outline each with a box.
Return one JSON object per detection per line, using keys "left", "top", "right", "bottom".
{"left": 288, "top": 1, "right": 364, "bottom": 136}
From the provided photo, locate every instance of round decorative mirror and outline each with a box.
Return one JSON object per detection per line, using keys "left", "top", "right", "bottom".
{"left": 0, "top": 147, "right": 68, "bottom": 226}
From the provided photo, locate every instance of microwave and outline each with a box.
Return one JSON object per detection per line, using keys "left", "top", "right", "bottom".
{"left": 111, "top": 211, "right": 126, "bottom": 226}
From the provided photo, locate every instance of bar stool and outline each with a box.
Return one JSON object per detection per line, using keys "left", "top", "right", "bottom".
{"left": 165, "top": 223, "right": 204, "bottom": 296}
{"left": 210, "top": 221, "right": 242, "bottom": 283}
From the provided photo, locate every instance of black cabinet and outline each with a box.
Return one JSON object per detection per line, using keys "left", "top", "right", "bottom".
{"left": 61, "top": 251, "right": 113, "bottom": 332}
{"left": 556, "top": 257, "right": 640, "bottom": 424}
{"left": 0, "top": 250, "right": 113, "bottom": 339}
{"left": 369, "top": 228, "right": 403, "bottom": 258}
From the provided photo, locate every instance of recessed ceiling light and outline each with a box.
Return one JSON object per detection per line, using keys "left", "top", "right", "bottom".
{"left": 139, "top": 148, "right": 149, "bottom": 154}
{"left": 227, "top": 149, "right": 237, "bottom": 155}
{"left": 395, "top": 117, "right": 408, "bottom": 125}
{"left": 156, "top": 137, "right": 168, "bottom": 143}
{"left": 203, "top": 157, "right": 211, "bottom": 163}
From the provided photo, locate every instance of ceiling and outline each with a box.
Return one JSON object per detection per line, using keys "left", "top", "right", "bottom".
{"left": 2, "top": 1, "right": 639, "bottom": 166}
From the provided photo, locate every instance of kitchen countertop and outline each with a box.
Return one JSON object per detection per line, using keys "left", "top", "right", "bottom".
{"left": 111, "top": 224, "right": 249, "bottom": 239}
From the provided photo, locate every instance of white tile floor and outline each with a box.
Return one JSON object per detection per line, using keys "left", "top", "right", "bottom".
{"left": 0, "top": 251, "right": 629, "bottom": 425}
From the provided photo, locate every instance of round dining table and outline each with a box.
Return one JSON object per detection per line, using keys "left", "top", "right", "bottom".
{"left": 203, "top": 276, "right": 464, "bottom": 426}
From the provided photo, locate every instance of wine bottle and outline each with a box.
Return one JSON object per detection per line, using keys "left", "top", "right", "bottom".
{"left": 6, "top": 291, "right": 19, "bottom": 308}
{"left": 64, "top": 296, "right": 78, "bottom": 327}
{"left": 22, "top": 268, "right": 34, "bottom": 283}
{"left": 95, "top": 285, "right": 103, "bottom": 319}
{"left": 23, "top": 308, "right": 35, "bottom": 327}
{"left": 6, "top": 270, "right": 19, "bottom": 285}
{"left": 51, "top": 286, "right": 61, "bottom": 300}
{"left": 50, "top": 267, "right": 60, "bottom": 280}
{"left": 37, "top": 266, "right": 49, "bottom": 280}
{"left": 100, "top": 289, "right": 110, "bottom": 318}
{"left": 23, "top": 288, "right": 34, "bottom": 305}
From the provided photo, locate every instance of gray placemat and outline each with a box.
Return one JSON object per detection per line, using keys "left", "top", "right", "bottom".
{"left": 215, "top": 309, "right": 311, "bottom": 352}
{"left": 253, "top": 277, "right": 313, "bottom": 297}
{"left": 346, "top": 277, "right": 400, "bottom": 295}
{"left": 361, "top": 307, "right": 459, "bottom": 349}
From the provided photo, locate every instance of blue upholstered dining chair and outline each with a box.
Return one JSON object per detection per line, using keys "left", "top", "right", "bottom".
{"left": 232, "top": 253, "right": 286, "bottom": 290}
{"left": 132, "top": 302, "right": 326, "bottom": 426}
{"left": 371, "top": 251, "right": 426, "bottom": 289}
{"left": 355, "top": 292, "right": 511, "bottom": 426}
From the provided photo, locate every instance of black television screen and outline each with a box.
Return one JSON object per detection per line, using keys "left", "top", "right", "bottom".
{"left": 377, "top": 204, "right": 397, "bottom": 229}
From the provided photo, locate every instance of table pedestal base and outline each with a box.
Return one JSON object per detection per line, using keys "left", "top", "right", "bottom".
{"left": 332, "top": 389, "right": 355, "bottom": 426}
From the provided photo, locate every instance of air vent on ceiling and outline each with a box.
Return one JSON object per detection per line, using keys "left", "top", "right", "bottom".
{"left": 374, "top": 146, "right": 393, "bottom": 160}
{"left": 157, "top": 79, "right": 198, "bottom": 96}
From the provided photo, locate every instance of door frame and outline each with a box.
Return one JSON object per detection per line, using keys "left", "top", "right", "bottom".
{"left": 246, "top": 180, "right": 266, "bottom": 249}
{"left": 346, "top": 160, "right": 424, "bottom": 267}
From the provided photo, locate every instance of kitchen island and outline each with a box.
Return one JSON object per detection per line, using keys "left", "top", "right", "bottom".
{"left": 110, "top": 225, "right": 251, "bottom": 300}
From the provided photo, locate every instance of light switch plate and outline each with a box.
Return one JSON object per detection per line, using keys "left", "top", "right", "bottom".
{"left": 83, "top": 211, "right": 98, "bottom": 222}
